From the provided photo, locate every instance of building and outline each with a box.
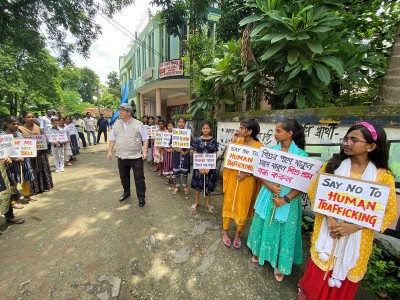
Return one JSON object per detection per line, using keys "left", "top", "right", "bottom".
{"left": 119, "top": 7, "right": 221, "bottom": 121}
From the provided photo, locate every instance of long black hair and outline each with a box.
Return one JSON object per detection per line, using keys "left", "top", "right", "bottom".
{"left": 2, "top": 115, "right": 18, "bottom": 130}
{"left": 240, "top": 119, "right": 260, "bottom": 141}
{"left": 279, "top": 118, "right": 306, "bottom": 150}
{"left": 326, "top": 123, "right": 389, "bottom": 174}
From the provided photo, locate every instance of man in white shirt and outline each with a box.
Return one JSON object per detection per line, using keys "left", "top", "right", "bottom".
{"left": 73, "top": 113, "right": 87, "bottom": 148}
{"left": 40, "top": 109, "right": 53, "bottom": 132}
{"left": 107, "top": 103, "right": 149, "bottom": 207}
{"left": 84, "top": 112, "right": 97, "bottom": 146}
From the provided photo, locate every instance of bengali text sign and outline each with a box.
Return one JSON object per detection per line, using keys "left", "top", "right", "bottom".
{"left": 46, "top": 133, "right": 68, "bottom": 143}
{"left": 172, "top": 129, "right": 191, "bottom": 149}
{"left": 12, "top": 139, "right": 37, "bottom": 157}
{"left": 28, "top": 134, "right": 47, "bottom": 150}
{"left": 154, "top": 132, "right": 163, "bottom": 147}
{"left": 254, "top": 147, "right": 323, "bottom": 192}
{"left": 224, "top": 143, "right": 259, "bottom": 173}
{"left": 155, "top": 132, "right": 172, "bottom": 147}
{"left": 193, "top": 153, "right": 216, "bottom": 169}
{"left": 313, "top": 173, "right": 390, "bottom": 231}
{"left": 146, "top": 125, "right": 158, "bottom": 138}
{"left": 0, "top": 134, "right": 17, "bottom": 158}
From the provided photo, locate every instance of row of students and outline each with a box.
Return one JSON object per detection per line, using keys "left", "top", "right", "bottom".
{"left": 221, "top": 118, "right": 397, "bottom": 300}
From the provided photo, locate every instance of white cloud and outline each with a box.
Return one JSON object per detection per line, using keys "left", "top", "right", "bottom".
{"left": 70, "top": 0, "right": 159, "bottom": 84}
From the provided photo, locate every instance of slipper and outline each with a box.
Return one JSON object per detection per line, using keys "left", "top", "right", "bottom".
{"left": 66, "top": 162, "right": 73, "bottom": 166}
{"left": 233, "top": 238, "right": 242, "bottom": 250}
{"left": 184, "top": 187, "right": 190, "bottom": 195}
{"left": 27, "top": 196, "right": 38, "bottom": 202}
{"left": 222, "top": 237, "right": 231, "bottom": 248}
{"left": 190, "top": 204, "right": 198, "bottom": 212}
{"left": 7, "top": 217, "right": 25, "bottom": 224}
{"left": 206, "top": 203, "right": 214, "bottom": 213}
{"left": 274, "top": 268, "right": 284, "bottom": 282}
{"left": 172, "top": 187, "right": 179, "bottom": 195}
{"left": 12, "top": 203, "right": 24, "bottom": 209}
{"left": 251, "top": 256, "right": 259, "bottom": 264}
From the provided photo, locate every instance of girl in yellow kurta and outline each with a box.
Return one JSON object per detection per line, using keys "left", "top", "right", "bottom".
{"left": 298, "top": 123, "right": 397, "bottom": 300}
{"left": 222, "top": 119, "right": 263, "bottom": 249}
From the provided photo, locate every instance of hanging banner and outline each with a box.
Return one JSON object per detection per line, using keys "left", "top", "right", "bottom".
{"left": 193, "top": 153, "right": 217, "bottom": 169}
{"left": 172, "top": 129, "right": 191, "bottom": 149}
{"left": 253, "top": 147, "right": 323, "bottom": 192}
{"left": 28, "top": 134, "right": 47, "bottom": 150}
{"left": 313, "top": 173, "right": 390, "bottom": 231}
{"left": 224, "top": 143, "right": 259, "bottom": 173}
{"left": 11, "top": 139, "right": 37, "bottom": 157}
{"left": 0, "top": 134, "right": 17, "bottom": 158}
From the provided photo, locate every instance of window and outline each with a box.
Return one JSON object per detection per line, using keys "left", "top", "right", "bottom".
{"left": 166, "top": 34, "right": 171, "bottom": 61}
{"left": 207, "top": 21, "right": 214, "bottom": 39}
{"left": 148, "top": 31, "right": 154, "bottom": 67}
{"left": 137, "top": 49, "right": 141, "bottom": 76}
{"left": 160, "top": 26, "right": 165, "bottom": 62}
{"left": 180, "top": 24, "right": 188, "bottom": 57}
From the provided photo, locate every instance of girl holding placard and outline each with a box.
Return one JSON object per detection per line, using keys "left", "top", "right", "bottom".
{"left": 247, "top": 118, "right": 307, "bottom": 281}
{"left": 222, "top": 119, "right": 263, "bottom": 249}
{"left": 172, "top": 117, "right": 191, "bottom": 195}
{"left": 153, "top": 119, "right": 167, "bottom": 176}
{"left": 2, "top": 116, "right": 36, "bottom": 206}
{"left": 59, "top": 117, "right": 73, "bottom": 166}
{"left": 162, "top": 121, "right": 174, "bottom": 184}
{"left": 18, "top": 112, "right": 53, "bottom": 194}
{"left": 298, "top": 123, "right": 397, "bottom": 300}
{"left": 190, "top": 120, "right": 219, "bottom": 213}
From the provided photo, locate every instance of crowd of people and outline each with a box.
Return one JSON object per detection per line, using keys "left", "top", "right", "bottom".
{"left": 1, "top": 107, "right": 398, "bottom": 299}
{"left": 0, "top": 109, "right": 110, "bottom": 231}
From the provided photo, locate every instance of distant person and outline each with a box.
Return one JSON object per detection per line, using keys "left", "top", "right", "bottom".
{"left": 107, "top": 104, "right": 149, "bottom": 207}
{"left": 73, "top": 113, "right": 87, "bottom": 149}
{"left": 96, "top": 113, "right": 109, "bottom": 143}
{"left": 84, "top": 112, "right": 97, "bottom": 146}
{"left": 40, "top": 109, "right": 52, "bottom": 131}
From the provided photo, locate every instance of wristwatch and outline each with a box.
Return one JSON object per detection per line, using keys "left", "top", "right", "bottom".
{"left": 283, "top": 196, "right": 291, "bottom": 203}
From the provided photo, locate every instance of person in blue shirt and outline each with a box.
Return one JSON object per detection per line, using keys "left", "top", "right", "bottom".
{"left": 96, "top": 113, "right": 109, "bottom": 144}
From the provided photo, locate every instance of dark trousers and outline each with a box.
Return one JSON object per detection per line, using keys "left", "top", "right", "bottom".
{"left": 118, "top": 157, "right": 146, "bottom": 200}
{"left": 4, "top": 203, "right": 14, "bottom": 220}
{"left": 77, "top": 132, "right": 87, "bottom": 147}
{"left": 97, "top": 130, "right": 107, "bottom": 143}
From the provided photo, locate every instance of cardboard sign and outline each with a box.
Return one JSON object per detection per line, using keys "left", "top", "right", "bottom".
{"left": 155, "top": 132, "right": 172, "bottom": 147}
{"left": 172, "top": 129, "right": 191, "bottom": 149}
{"left": 254, "top": 147, "right": 323, "bottom": 192}
{"left": 0, "top": 134, "right": 17, "bottom": 158}
{"left": 193, "top": 153, "right": 217, "bottom": 169}
{"left": 11, "top": 139, "right": 37, "bottom": 157}
{"left": 224, "top": 143, "right": 259, "bottom": 173}
{"left": 28, "top": 134, "right": 47, "bottom": 150}
{"left": 146, "top": 125, "right": 158, "bottom": 138}
{"left": 313, "top": 173, "right": 390, "bottom": 231}
{"left": 46, "top": 132, "right": 68, "bottom": 143}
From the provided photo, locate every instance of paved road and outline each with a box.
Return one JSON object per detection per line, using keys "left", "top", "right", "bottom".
{"left": 0, "top": 143, "right": 374, "bottom": 299}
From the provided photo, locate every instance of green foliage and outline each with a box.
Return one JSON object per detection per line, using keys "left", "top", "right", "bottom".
{"left": 301, "top": 215, "right": 315, "bottom": 235}
{"left": 364, "top": 245, "right": 400, "bottom": 298}
{"left": 106, "top": 71, "right": 122, "bottom": 101}
{"left": 77, "top": 67, "right": 101, "bottom": 103}
{"left": 216, "top": 0, "right": 251, "bottom": 42}
{"left": 0, "top": 0, "right": 134, "bottom": 64}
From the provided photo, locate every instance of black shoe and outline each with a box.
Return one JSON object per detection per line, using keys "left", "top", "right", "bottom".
{"left": 139, "top": 198, "right": 145, "bottom": 207}
{"left": 119, "top": 193, "right": 130, "bottom": 202}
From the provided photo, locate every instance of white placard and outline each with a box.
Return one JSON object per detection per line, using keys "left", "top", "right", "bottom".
{"left": 193, "top": 153, "right": 217, "bottom": 169}
{"left": 27, "top": 134, "right": 47, "bottom": 150}
{"left": 313, "top": 173, "right": 390, "bottom": 231}
{"left": 46, "top": 133, "right": 68, "bottom": 143}
{"left": 224, "top": 143, "right": 259, "bottom": 173}
{"left": 253, "top": 147, "right": 323, "bottom": 192}
{"left": 12, "top": 139, "right": 37, "bottom": 157}
{"left": 0, "top": 134, "right": 17, "bottom": 158}
{"left": 155, "top": 132, "right": 172, "bottom": 147}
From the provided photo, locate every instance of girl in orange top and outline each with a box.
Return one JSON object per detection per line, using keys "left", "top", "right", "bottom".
{"left": 222, "top": 119, "right": 263, "bottom": 249}
{"left": 298, "top": 122, "right": 397, "bottom": 300}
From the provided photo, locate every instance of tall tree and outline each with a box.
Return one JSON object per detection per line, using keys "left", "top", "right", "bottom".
{"left": 0, "top": 0, "right": 135, "bottom": 64}
{"left": 106, "top": 71, "right": 122, "bottom": 100}
{"left": 216, "top": 0, "right": 251, "bottom": 42}
{"left": 78, "top": 67, "right": 101, "bottom": 103}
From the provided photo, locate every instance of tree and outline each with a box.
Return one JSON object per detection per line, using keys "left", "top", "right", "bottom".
{"left": 77, "top": 67, "right": 101, "bottom": 103}
{"left": 0, "top": 0, "right": 135, "bottom": 64}
{"left": 216, "top": 0, "right": 251, "bottom": 42}
{"left": 106, "top": 71, "right": 121, "bottom": 101}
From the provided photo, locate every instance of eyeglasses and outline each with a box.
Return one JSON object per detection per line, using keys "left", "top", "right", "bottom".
{"left": 341, "top": 137, "right": 368, "bottom": 146}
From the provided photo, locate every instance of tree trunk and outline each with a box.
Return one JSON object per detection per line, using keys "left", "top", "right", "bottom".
{"left": 379, "top": 25, "right": 400, "bottom": 105}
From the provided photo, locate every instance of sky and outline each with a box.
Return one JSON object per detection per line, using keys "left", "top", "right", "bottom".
{"left": 68, "top": 0, "right": 160, "bottom": 84}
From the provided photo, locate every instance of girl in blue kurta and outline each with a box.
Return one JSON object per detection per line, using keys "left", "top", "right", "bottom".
{"left": 247, "top": 118, "right": 307, "bottom": 282}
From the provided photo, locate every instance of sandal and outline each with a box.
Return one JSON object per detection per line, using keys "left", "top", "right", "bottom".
{"left": 172, "top": 187, "right": 179, "bottom": 195}
{"left": 222, "top": 232, "right": 231, "bottom": 248}
{"left": 26, "top": 196, "right": 38, "bottom": 202}
{"left": 7, "top": 217, "right": 25, "bottom": 224}
{"left": 12, "top": 203, "right": 24, "bottom": 209}
{"left": 274, "top": 268, "right": 284, "bottom": 282}
{"left": 190, "top": 204, "right": 198, "bottom": 212}
{"left": 184, "top": 187, "right": 190, "bottom": 195}
{"left": 251, "top": 256, "right": 259, "bottom": 264}
{"left": 233, "top": 238, "right": 242, "bottom": 250}
{"left": 158, "top": 172, "right": 162, "bottom": 176}
{"left": 206, "top": 203, "right": 214, "bottom": 213}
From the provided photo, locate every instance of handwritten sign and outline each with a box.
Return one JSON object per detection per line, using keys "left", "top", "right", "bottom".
{"left": 0, "top": 134, "right": 17, "bottom": 158}
{"left": 254, "top": 147, "right": 323, "bottom": 192}
{"left": 313, "top": 173, "right": 390, "bottom": 231}
{"left": 172, "top": 129, "right": 191, "bottom": 149}
{"left": 193, "top": 153, "right": 217, "bottom": 169}
{"left": 154, "top": 132, "right": 172, "bottom": 147}
{"left": 224, "top": 143, "right": 259, "bottom": 173}
{"left": 46, "top": 133, "right": 68, "bottom": 143}
{"left": 12, "top": 139, "right": 37, "bottom": 157}
{"left": 146, "top": 125, "right": 158, "bottom": 138}
{"left": 28, "top": 134, "right": 47, "bottom": 150}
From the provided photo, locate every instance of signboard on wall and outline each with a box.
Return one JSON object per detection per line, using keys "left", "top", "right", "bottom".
{"left": 159, "top": 60, "right": 184, "bottom": 78}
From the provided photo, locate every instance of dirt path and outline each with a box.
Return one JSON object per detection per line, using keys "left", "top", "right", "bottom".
{"left": 0, "top": 143, "right": 374, "bottom": 299}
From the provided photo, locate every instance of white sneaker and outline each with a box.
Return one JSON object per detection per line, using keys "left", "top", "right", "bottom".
{"left": 60, "top": 168, "right": 65, "bottom": 172}
{"left": 55, "top": 169, "right": 60, "bottom": 173}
